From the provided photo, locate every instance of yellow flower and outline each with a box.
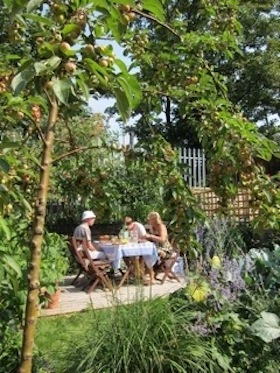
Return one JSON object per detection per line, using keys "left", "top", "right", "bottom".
{"left": 211, "top": 255, "right": 221, "bottom": 269}
{"left": 192, "top": 288, "right": 207, "bottom": 302}
{"left": 187, "top": 280, "right": 209, "bottom": 302}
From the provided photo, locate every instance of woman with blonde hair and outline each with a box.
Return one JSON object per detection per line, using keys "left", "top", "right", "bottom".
{"left": 145, "top": 211, "right": 174, "bottom": 259}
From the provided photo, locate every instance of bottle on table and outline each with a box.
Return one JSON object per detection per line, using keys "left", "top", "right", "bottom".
{"left": 119, "top": 225, "right": 129, "bottom": 243}
{"left": 129, "top": 230, "right": 138, "bottom": 243}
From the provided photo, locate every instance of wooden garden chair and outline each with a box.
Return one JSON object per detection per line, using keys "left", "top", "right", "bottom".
{"left": 154, "top": 238, "right": 181, "bottom": 285}
{"left": 81, "top": 244, "right": 113, "bottom": 293}
{"left": 155, "top": 251, "right": 181, "bottom": 284}
{"left": 69, "top": 238, "right": 113, "bottom": 293}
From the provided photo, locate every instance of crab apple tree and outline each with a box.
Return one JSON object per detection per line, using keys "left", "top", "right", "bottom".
{"left": 0, "top": 0, "right": 166, "bottom": 372}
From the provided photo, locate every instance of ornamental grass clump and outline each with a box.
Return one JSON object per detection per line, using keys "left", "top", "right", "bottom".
{"left": 58, "top": 297, "right": 226, "bottom": 373}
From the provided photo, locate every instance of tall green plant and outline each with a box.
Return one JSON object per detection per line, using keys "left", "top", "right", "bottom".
{"left": 38, "top": 298, "right": 227, "bottom": 373}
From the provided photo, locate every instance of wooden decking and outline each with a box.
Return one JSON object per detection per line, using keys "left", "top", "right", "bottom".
{"left": 40, "top": 274, "right": 186, "bottom": 317}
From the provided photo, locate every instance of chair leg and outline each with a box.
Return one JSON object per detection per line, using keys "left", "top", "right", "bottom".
{"left": 100, "top": 273, "right": 113, "bottom": 291}
{"left": 169, "top": 270, "right": 180, "bottom": 283}
{"left": 117, "top": 263, "right": 133, "bottom": 289}
{"left": 81, "top": 274, "right": 94, "bottom": 291}
{"left": 161, "top": 263, "right": 181, "bottom": 284}
{"left": 71, "top": 269, "right": 82, "bottom": 285}
{"left": 86, "top": 277, "right": 100, "bottom": 293}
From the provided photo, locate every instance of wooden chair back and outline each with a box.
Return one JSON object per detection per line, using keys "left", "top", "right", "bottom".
{"left": 69, "top": 237, "right": 113, "bottom": 292}
{"left": 68, "top": 236, "right": 89, "bottom": 286}
{"left": 81, "top": 243, "right": 113, "bottom": 293}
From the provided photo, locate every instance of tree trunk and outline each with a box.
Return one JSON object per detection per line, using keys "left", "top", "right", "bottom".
{"left": 19, "top": 99, "right": 58, "bottom": 373}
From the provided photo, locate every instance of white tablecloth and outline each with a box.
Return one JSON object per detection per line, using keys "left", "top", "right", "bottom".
{"left": 96, "top": 241, "right": 159, "bottom": 270}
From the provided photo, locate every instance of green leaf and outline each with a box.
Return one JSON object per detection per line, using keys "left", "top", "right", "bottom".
{"left": 117, "top": 76, "right": 133, "bottom": 106}
{"left": 126, "top": 75, "right": 142, "bottom": 107}
{"left": 251, "top": 311, "right": 280, "bottom": 343}
{"left": 211, "top": 346, "right": 231, "bottom": 370}
{"left": 112, "top": 0, "right": 134, "bottom": 5}
{"left": 115, "top": 58, "right": 129, "bottom": 74}
{"left": 0, "top": 158, "right": 10, "bottom": 173}
{"left": 84, "top": 58, "right": 109, "bottom": 76}
{"left": 142, "top": 0, "right": 165, "bottom": 21}
{"left": 116, "top": 71, "right": 142, "bottom": 109}
{"left": 0, "top": 217, "right": 11, "bottom": 240}
{"left": 34, "top": 62, "right": 48, "bottom": 74}
{"left": 11, "top": 65, "right": 35, "bottom": 95}
{"left": 95, "top": 23, "right": 105, "bottom": 38}
{"left": 76, "top": 77, "right": 89, "bottom": 101}
{"left": 47, "top": 56, "right": 62, "bottom": 70}
{"left": 23, "top": 13, "right": 55, "bottom": 26}
{"left": 52, "top": 78, "right": 71, "bottom": 105}
{"left": 92, "top": 0, "right": 109, "bottom": 7}
{"left": 26, "top": 0, "right": 43, "bottom": 13}
{"left": 3, "top": 254, "right": 22, "bottom": 277}
{"left": 62, "top": 23, "right": 81, "bottom": 36}
{"left": 113, "top": 87, "right": 130, "bottom": 122}
{"left": 83, "top": 59, "right": 110, "bottom": 86}
{"left": 3, "top": 0, "right": 13, "bottom": 7}
{"left": 0, "top": 266, "right": 4, "bottom": 283}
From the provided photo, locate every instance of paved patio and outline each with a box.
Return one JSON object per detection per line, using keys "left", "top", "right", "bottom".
{"left": 40, "top": 273, "right": 186, "bottom": 317}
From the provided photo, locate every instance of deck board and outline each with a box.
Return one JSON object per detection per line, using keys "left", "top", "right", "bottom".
{"left": 40, "top": 274, "right": 186, "bottom": 317}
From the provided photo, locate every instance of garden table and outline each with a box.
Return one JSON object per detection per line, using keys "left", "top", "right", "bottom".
{"left": 96, "top": 241, "right": 159, "bottom": 271}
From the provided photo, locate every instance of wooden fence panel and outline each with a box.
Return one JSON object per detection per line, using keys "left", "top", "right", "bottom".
{"left": 192, "top": 188, "right": 258, "bottom": 222}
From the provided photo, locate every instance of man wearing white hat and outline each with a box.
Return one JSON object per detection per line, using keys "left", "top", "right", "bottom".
{"left": 72, "top": 210, "right": 106, "bottom": 260}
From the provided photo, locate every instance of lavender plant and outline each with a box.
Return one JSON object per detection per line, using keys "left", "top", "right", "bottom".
{"left": 193, "top": 217, "right": 245, "bottom": 261}
{"left": 186, "top": 256, "right": 246, "bottom": 310}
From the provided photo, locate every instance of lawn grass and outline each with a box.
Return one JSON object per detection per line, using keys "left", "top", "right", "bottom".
{"left": 36, "top": 307, "right": 111, "bottom": 372}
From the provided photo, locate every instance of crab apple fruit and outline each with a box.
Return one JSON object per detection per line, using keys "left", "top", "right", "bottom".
{"left": 120, "top": 4, "right": 131, "bottom": 12}
{"left": 127, "top": 12, "right": 136, "bottom": 21}
{"left": 84, "top": 44, "right": 95, "bottom": 55}
{"left": 65, "top": 61, "right": 76, "bottom": 73}
{"left": 98, "top": 58, "right": 109, "bottom": 68}
{"left": 17, "top": 111, "right": 24, "bottom": 120}
{"left": 60, "top": 41, "right": 71, "bottom": 54}
{"left": 44, "top": 81, "right": 53, "bottom": 90}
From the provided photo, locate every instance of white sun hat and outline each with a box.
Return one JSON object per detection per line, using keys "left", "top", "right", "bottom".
{"left": 82, "top": 210, "right": 96, "bottom": 221}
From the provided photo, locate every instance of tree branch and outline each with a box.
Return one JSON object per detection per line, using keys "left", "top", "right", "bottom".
{"left": 133, "top": 8, "right": 182, "bottom": 40}
{"left": 51, "top": 144, "right": 122, "bottom": 164}
{"left": 203, "top": 61, "right": 228, "bottom": 100}
{"left": 33, "top": 119, "right": 46, "bottom": 145}
{"left": 51, "top": 146, "right": 88, "bottom": 164}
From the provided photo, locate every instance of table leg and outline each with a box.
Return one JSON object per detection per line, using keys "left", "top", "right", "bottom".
{"left": 133, "top": 256, "right": 140, "bottom": 279}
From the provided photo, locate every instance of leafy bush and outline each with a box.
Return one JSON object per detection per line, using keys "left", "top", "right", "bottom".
{"left": 0, "top": 216, "right": 30, "bottom": 372}
{"left": 40, "top": 232, "right": 69, "bottom": 296}
{"left": 169, "top": 249, "right": 280, "bottom": 373}
{"left": 0, "top": 214, "right": 68, "bottom": 371}
{"left": 242, "top": 244, "right": 280, "bottom": 293}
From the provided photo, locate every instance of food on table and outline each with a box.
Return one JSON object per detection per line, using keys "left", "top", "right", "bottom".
{"left": 99, "top": 234, "right": 110, "bottom": 242}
